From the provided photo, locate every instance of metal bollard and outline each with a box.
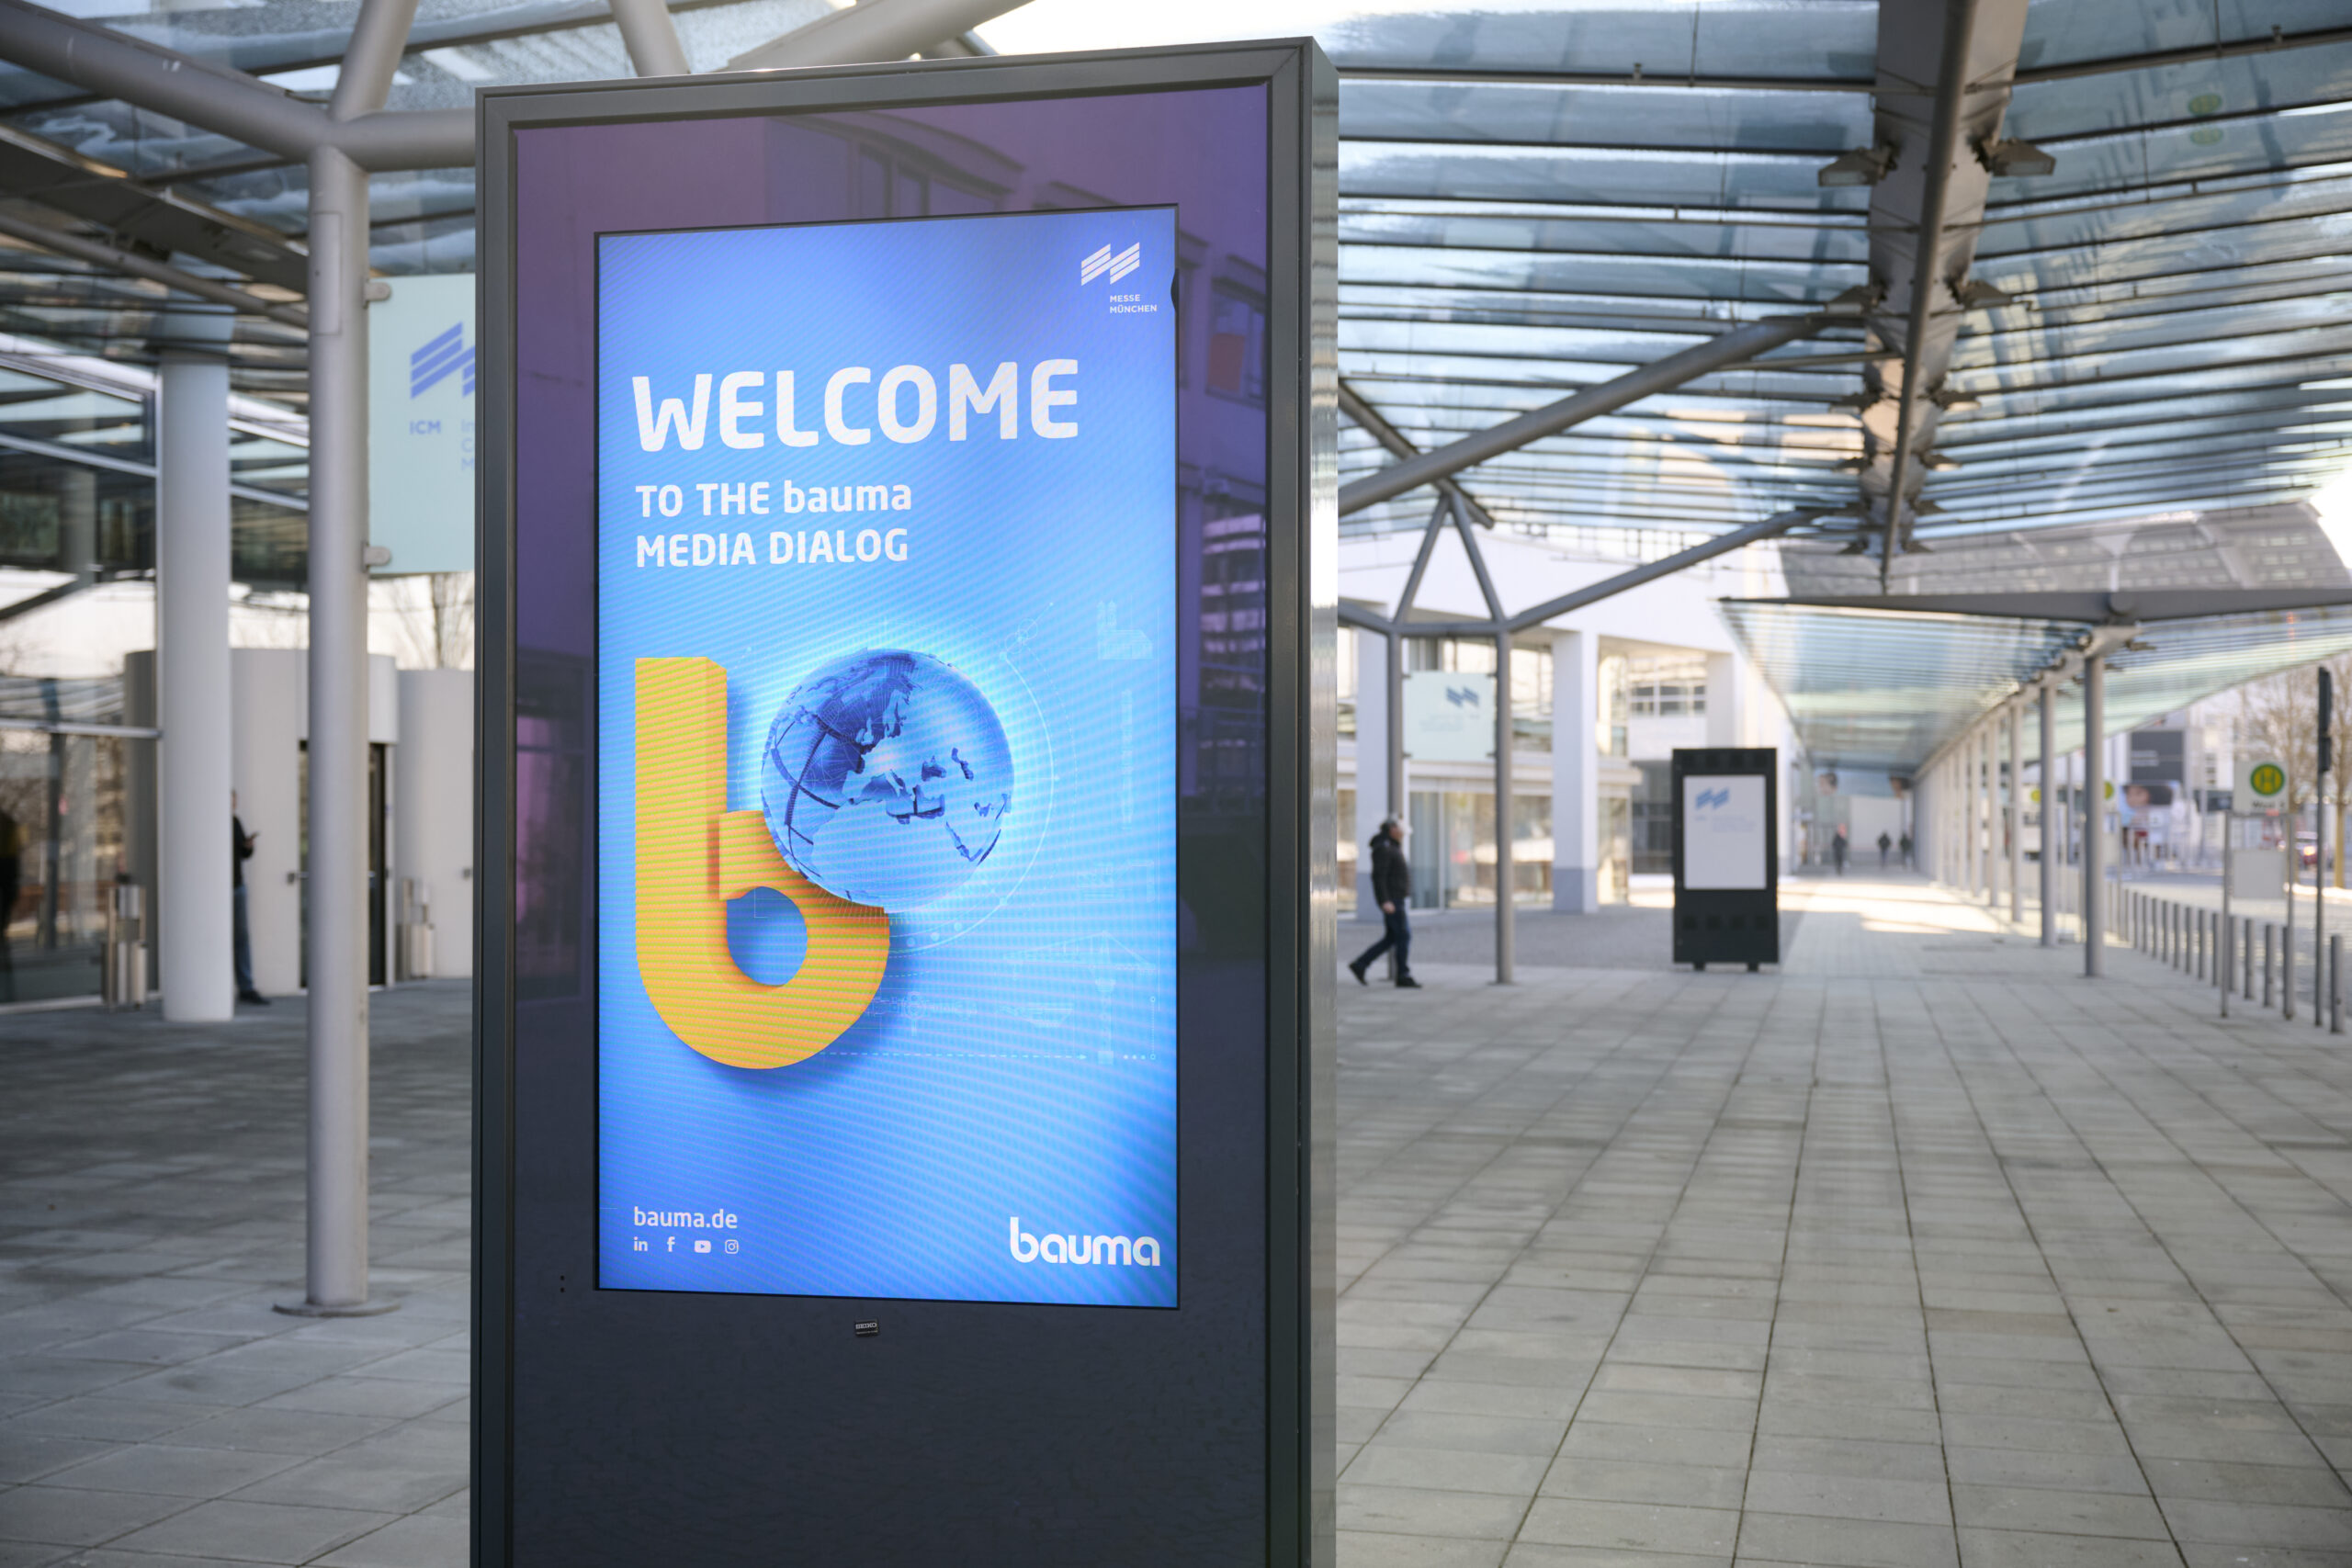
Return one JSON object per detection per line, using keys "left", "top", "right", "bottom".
{"left": 2335, "top": 934, "right": 2345, "bottom": 1035}
{"left": 2245, "top": 918, "right": 2256, "bottom": 999}
{"left": 2287, "top": 922, "right": 2297, "bottom": 1020}
{"left": 101, "top": 881, "right": 145, "bottom": 1011}
{"left": 2221, "top": 915, "right": 2233, "bottom": 1018}
{"left": 2266, "top": 924, "right": 2276, "bottom": 1009}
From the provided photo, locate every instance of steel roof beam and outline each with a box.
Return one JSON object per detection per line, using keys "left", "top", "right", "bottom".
{"left": 1338, "top": 378, "right": 1503, "bottom": 529}
{"left": 1338, "top": 312, "right": 1825, "bottom": 515}
{"left": 0, "top": 210, "right": 306, "bottom": 326}
{"left": 724, "top": 0, "right": 1023, "bottom": 72}
{"left": 0, "top": 0, "right": 336, "bottom": 164}
{"left": 0, "top": 0, "right": 1024, "bottom": 175}
{"left": 1334, "top": 27, "right": 2352, "bottom": 95}
{"left": 1859, "top": 0, "right": 2031, "bottom": 585}
{"left": 610, "top": 0, "right": 690, "bottom": 78}
{"left": 0, "top": 124, "right": 309, "bottom": 291}
{"left": 1768, "top": 590, "right": 2352, "bottom": 623}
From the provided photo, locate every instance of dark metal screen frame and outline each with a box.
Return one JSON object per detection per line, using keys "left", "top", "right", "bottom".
{"left": 473, "top": 40, "right": 1336, "bottom": 1566}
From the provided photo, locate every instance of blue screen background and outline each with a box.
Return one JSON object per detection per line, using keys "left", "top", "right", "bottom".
{"left": 596, "top": 209, "right": 1177, "bottom": 1306}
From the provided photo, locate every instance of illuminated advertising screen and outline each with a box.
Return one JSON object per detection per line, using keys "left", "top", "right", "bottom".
{"left": 596, "top": 207, "right": 1178, "bottom": 1306}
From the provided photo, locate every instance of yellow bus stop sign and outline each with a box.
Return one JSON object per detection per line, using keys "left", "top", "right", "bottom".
{"left": 2242, "top": 760, "right": 2289, "bottom": 804}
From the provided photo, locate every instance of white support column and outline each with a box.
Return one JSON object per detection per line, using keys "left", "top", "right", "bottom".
{"left": 1955, "top": 755, "right": 1967, "bottom": 887}
{"left": 2008, "top": 701, "right": 2024, "bottom": 924}
{"left": 1949, "top": 758, "right": 1962, "bottom": 887}
{"left": 290, "top": 145, "right": 384, "bottom": 1315}
{"left": 2040, "top": 682, "right": 2056, "bottom": 946}
{"left": 1979, "top": 728, "right": 1994, "bottom": 901}
{"left": 154, "top": 299, "right": 235, "bottom": 1023}
{"left": 1984, "top": 724, "right": 1999, "bottom": 904}
{"left": 1494, "top": 626, "right": 1513, "bottom": 982}
{"left": 2085, "top": 654, "right": 2106, "bottom": 976}
{"left": 1956, "top": 733, "right": 1975, "bottom": 893}
{"left": 1937, "top": 762, "right": 1950, "bottom": 884}
{"left": 1551, "top": 628, "right": 1600, "bottom": 911}
{"left": 1703, "top": 651, "right": 1739, "bottom": 748}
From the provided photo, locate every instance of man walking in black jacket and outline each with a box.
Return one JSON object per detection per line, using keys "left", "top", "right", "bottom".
{"left": 1349, "top": 818, "right": 1420, "bottom": 988}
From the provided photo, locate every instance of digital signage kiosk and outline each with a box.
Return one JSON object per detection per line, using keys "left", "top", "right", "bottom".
{"left": 474, "top": 41, "right": 1336, "bottom": 1567}
{"left": 1671, "top": 747, "right": 1780, "bottom": 971}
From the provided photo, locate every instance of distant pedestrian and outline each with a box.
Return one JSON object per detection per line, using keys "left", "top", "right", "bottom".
{"left": 233, "top": 795, "right": 267, "bottom": 1006}
{"left": 1876, "top": 830, "right": 1892, "bottom": 868}
{"left": 1349, "top": 818, "right": 1420, "bottom": 989}
{"left": 1831, "top": 827, "right": 1849, "bottom": 876}
{"left": 1899, "top": 831, "right": 1913, "bottom": 867}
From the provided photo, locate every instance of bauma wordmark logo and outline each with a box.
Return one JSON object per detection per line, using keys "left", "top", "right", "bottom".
{"left": 410, "top": 322, "right": 475, "bottom": 398}
{"left": 1695, "top": 786, "right": 1730, "bottom": 810}
{"left": 1080, "top": 241, "right": 1141, "bottom": 286}
{"left": 1008, "top": 1217, "right": 1162, "bottom": 1268}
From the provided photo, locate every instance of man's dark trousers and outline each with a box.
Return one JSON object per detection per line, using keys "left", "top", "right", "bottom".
{"left": 1357, "top": 905, "right": 1411, "bottom": 977}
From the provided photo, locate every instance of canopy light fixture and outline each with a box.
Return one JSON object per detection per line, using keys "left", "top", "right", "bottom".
{"left": 1828, "top": 389, "right": 1881, "bottom": 411}
{"left": 1833, "top": 456, "right": 1871, "bottom": 472}
{"left": 1818, "top": 144, "right": 1895, "bottom": 187}
{"left": 1929, "top": 387, "right": 1981, "bottom": 412}
{"left": 1826, "top": 281, "right": 1884, "bottom": 314}
{"left": 1951, "top": 276, "right": 2014, "bottom": 310}
{"left": 1921, "top": 451, "right": 1961, "bottom": 470}
{"left": 1975, "top": 137, "right": 2057, "bottom": 177}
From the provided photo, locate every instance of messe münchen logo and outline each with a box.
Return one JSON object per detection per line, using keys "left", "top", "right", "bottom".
{"left": 1080, "top": 241, "right": 1140, "bottom": 286}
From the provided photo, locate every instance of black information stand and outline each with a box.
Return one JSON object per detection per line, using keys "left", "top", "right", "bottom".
{"left": 474, "top": 42, "right": 1337, "bottom": 1568}
{"left": 1670, "top": 747, "right": 1779, "bottom": 971}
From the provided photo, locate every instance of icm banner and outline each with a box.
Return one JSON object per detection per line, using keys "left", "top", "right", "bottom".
{"left": 1682, "top": 773, "right": 1767, "bottom": 890}
{"left": 368, "top": 273, "right": 477, "bottom": 575}
{"left": 596, "top": 208, "right": 1178, "bottom": 1307}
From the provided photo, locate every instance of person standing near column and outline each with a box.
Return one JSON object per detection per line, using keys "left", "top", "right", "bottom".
{"left": 1349, "top": 818, "right": 1420, "bottom": 989}
{"left": 233, "top": 794, "right": 267, "bottom": 1006}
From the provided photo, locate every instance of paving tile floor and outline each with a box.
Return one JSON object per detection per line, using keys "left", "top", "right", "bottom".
{"left": 5, "top": 875, "right": 2352, "bottom": 1564}
{"left": 0, "top": 984, "right": 470, "bottom": 1567}
{"left": 1338, "top": 874, "right": 2352, "bottom": 1567}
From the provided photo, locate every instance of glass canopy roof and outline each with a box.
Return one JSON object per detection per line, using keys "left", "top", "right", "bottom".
{"left": 0, "top": 0, "right": 2338, "bottom": 551}
{"left": 1720, "top": 596, "right": 2352, "bottom": 775}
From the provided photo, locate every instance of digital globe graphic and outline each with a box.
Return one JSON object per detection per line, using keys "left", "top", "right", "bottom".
{"left": 761, "top": 649, "right": 1013, "bottom": 909}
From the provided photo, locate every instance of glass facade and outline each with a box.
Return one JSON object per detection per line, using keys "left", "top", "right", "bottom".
{"left": 1408, "top": 788, "right": 1553, "bottom": 910}
{"left": 0, "top": 727, "right": 128, "bottom": 1002}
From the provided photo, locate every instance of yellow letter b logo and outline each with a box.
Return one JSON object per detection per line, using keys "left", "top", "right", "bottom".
{"left": 635, "top": 657, "right": 888, "bottom": 1068}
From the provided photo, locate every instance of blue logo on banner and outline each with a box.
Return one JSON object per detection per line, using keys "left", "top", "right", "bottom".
{"left": 410, "top": 322, "right": 475, "bottom": 398}
{"left": 1695, "top": 787, "right": 1730, "bottom": 809}
{"left": 1444, "top": 684, "right": 1480, "bottom": 709}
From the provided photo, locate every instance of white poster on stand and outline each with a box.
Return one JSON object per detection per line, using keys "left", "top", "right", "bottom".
{"left": 1683, "top": 773, "right": 1767, "bottom": 890}
{"left": 1403, "top": 670, "right": 1495, "bottom": 762}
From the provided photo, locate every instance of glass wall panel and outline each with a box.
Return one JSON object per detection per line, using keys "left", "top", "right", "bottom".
{"left": 1407, "top": 787, "right": 1553, "bottom": 909}
{"left": 0, "top": 729, "right": 130, "bottom": 1003}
